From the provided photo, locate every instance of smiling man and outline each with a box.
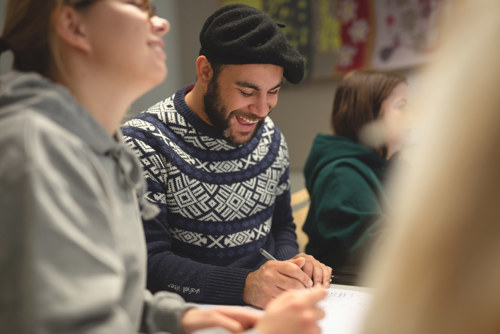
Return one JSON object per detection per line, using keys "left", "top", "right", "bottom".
{"left": 122, "top": 4, "right": 331, "bottom": 309}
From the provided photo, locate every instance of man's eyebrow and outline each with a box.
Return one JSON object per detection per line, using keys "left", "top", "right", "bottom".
{"left": 236, "top": 80, "right": 283, "bottom": 91}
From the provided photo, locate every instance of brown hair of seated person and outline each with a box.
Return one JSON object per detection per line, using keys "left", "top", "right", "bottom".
{"left": 331, "top": 70, "right": 406, "bottom": 158}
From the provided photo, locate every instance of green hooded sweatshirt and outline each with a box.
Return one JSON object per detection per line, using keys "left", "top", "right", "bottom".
{"left": 303, "top": 133, "right": 390, "bottom": 285}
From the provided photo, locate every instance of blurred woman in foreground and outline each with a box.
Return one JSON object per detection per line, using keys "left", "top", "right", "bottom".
{"left": 361, "top": 0, "right": 500, "bottom": 333}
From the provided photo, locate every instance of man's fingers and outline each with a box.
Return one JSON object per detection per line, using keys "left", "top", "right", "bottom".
{"left": 313, "top": 262, "right": 332, "bottom": 287}
{"left": 288, "top": 256, "right": 306, "bottom": 269}
{"left": 278, "top": 260, "right": 313, "bottom": 288}
{"left": 323, "top": 265, "right": 333, "bottom": 287}
{"left": 312, "top": 261, "right": 325, "bottom": 287}
{"left": 302, "top": 258, "right": 314, "bottom": 278}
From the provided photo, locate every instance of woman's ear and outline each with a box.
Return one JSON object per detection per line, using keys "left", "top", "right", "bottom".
{"left": 51, "top": 6, "right": 91, "bottom": 52}
{"left": 195, "top": 55, "right": 214, "bottom": 86}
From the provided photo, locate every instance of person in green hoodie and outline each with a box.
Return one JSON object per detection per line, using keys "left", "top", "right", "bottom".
{"left": 302, "top": 70, "right": 409, "bottom": 285}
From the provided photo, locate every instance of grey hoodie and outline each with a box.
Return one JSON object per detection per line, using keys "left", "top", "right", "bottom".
{"left": 0, "top": 71, "right": 197, "bottom": 334}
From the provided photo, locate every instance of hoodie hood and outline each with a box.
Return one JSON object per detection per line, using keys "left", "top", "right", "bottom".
{"left": 0, "top": 71, "right": 114, "bottom": 154}
{"left": 303, "top": 133, "right": 388, "bottom": 191}
{"left": 0, "top": 71, "right": 158, "bottom": 219}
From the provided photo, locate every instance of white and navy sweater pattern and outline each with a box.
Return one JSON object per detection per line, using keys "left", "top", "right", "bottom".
{"left": 122, "top": 86, "right": 299, "bottom": 304}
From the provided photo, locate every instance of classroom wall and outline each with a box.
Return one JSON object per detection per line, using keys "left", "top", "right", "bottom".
{"left": 129, "top": 2, "right": 184, "bottom": 114}
{"left": 0, "top": 0, "right": 418, "bottom": 190}
{"left": 176, "top": 0, "right": 338, "bottom": 176}
{"left": 174, "top": 0, "right": 418, "bottom": 179}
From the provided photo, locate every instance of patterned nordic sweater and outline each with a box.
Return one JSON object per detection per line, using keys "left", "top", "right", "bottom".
{"left": 122, "top": 86, "right": 299, "bottom": 305}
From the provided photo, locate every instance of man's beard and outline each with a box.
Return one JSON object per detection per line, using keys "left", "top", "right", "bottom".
{"left": 203, "top": 79, "right": 263, "bottom": 146}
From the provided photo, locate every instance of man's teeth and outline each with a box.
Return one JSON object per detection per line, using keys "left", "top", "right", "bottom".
{"left": 239, "top": 116, "right": 258, "bottom": 124}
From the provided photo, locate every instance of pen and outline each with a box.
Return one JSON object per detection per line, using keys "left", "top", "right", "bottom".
{"left": 259, "top": 248, "right": 278, "bottom": 261}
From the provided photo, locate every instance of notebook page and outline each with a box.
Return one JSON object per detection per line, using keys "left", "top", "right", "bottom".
{"left": 319, "top": 287, "right": 372, "bottom": 334}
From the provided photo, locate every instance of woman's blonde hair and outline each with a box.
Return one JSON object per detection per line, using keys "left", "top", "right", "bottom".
{"left": 360, "top": 0, "right": 500, "bottom": 333}
{"left": 1, "top": 0, "right": 80, "bottom": 78}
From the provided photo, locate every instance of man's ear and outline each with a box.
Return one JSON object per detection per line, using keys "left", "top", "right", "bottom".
{"left": 51, "top": 6, "right": 91, "bottom": 52}
{"left": 196, "top": 56, "right": 214, "bottom": 86}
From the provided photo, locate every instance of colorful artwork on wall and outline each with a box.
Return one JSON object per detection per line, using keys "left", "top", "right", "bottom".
{"left": 219, "top": 0, "right": 451, "bottom": 80}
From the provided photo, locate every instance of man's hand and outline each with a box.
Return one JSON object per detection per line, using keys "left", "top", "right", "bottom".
{"left": 255, "top": 288, "right": 327, "bottom": 334}
{"left": 181, "top": 307, "right": 261, "bottom": 334}
{"left": 243, "top": 257, "right": 313, "bottom": 308}
{"left": 292, "top": 253, "right": 332, "bottom": 288}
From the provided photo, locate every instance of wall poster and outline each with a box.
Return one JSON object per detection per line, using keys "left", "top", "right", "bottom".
{"left": 219, "top": 0, "right": 451, "bottom": 80}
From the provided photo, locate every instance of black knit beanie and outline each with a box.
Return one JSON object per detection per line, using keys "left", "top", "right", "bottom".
{"left": 199, "top": 4, "right": 305, "bottom": 84}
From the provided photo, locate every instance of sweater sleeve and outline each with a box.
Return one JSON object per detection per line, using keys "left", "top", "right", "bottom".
{"left": 271, "top": 185, "right": 300, "bottom": 260}
{"left": 304, "top": 161, "right": 387, "bottom": 273}
{"left": 144, "top": 212, "right": 252, "bottom": 304}
{"left": 270, "top": 135, "right": 300, "bottom": 260}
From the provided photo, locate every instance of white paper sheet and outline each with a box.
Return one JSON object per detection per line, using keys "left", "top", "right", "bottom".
{"left": 318, "top": 287, "right": 372, "bottom": 334}
{"left": 195, "top": 286, "right": 372, "bottom": 333}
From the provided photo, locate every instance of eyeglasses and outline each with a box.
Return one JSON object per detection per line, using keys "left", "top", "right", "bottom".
{"left": 72, "top": 0, "right": 156, "bottom": 18}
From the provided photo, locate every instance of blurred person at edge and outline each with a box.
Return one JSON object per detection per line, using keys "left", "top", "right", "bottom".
{"left": 0, "top": 0, "right": 326, "bottom": 333}
{"left": 360, "top": 0, "right": 500, "bottom": 333}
